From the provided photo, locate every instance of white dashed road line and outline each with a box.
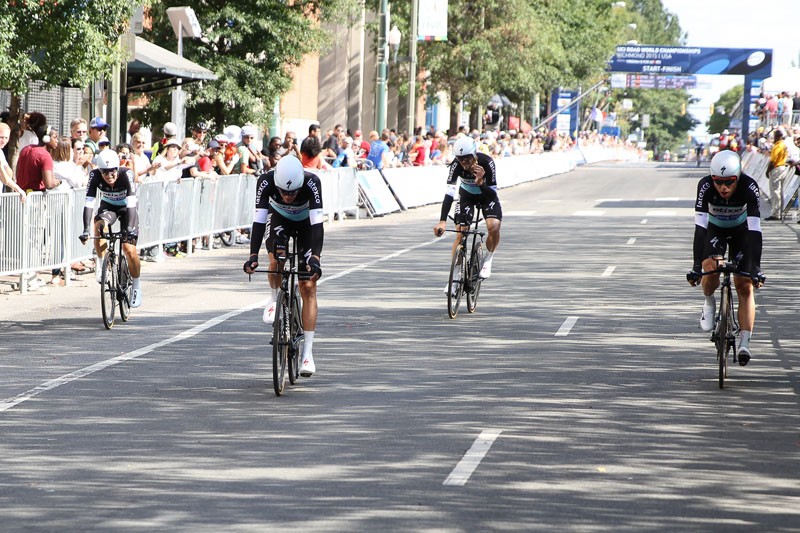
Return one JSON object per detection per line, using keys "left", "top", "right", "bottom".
{"left": 627, "top": 238, "right": 636, "bottom": 245}
{"left": 1, "top": 238, "right": 442, "bottom": 413}
{"left": 443, "top": 429, "right": 503, "bottom": 486}
{"left": 555, "top": 316, "right": 579, "bottom": 337}
{"left": 601, "top": 266, "right": 616, "bottom": 277}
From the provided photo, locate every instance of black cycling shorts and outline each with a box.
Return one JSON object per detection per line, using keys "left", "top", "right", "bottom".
{"left": 702, "top": 225, "right": 752, "bottom": 275}
{"left": 95, "top": 206, "right": 138, "bottom": 244}
{"left": 455, "top": 191, "right": 502, "bottom": 226}
{"left": 265, "top": 212, "right": 316, "bottom": 281}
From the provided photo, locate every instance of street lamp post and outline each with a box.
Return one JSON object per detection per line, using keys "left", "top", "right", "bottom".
{"left": 407, "top": 0, "right": 418, "bottom": 135}
{"left": 375, "top": 0, "right": 390, "bottom": 133}
{"left": 166, "top": 7, "right": 202, "bottom": 140}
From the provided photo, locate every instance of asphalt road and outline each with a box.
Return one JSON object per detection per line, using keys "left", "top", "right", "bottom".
{"left": 1, "top": 160, "right": 799, "bottom": 531}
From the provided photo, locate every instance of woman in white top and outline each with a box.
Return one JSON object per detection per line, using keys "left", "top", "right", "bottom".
{"left": 131, "top": 132, "right": 156, "bottom": 185}
{"left": 153, "top": 139, "right": 188, "bottom": 183}
{"left": 51, "top": 139, "right": 87, "bottom": 190}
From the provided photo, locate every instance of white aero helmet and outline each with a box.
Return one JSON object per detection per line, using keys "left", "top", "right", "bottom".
{"left": 96, "top": 150, "right": 120, "bottom": 170}
{"left": 274, "top": 156, "right": 304, "bottom": 191}
{"left": 453, "top": 135, "right": 477, "bottom": 158}
{"left": 710, "top": 150, "right": 741, "bottom": 179}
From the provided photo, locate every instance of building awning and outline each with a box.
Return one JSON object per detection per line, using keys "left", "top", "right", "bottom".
{"left": 126, "top": 36, "right": 217, "bottom": 94}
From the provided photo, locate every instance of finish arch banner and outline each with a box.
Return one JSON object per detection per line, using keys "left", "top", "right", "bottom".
{"left": 608, "top": 45, "right": 772, "bottom": 146}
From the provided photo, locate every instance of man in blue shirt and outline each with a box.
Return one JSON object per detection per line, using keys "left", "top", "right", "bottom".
{"left": 366, "top": 130, "right": 390, "bottom": 170}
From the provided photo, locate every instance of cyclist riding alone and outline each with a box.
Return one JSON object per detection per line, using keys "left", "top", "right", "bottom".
{"left": 687, "top": 150, "right": 765, "bottom": 365}
{"left": 433, "top": 135, "right": 502, "bottom": 290}
{"left": 79, "top": 150, "right": 143, "bottom": 308}
{"left": 243, "top": 156, "right": 323, "bottom": 377}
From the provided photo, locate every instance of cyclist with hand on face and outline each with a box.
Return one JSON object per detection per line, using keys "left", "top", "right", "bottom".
{"left": 79, "top": 150, "right": 142, "bottom": 308}
{"left": 243, "top": 157, "right": 323, "bottom": 377}
{"left": 687, "top": 150, "right": 765, "bottom": 365}
{"left": 433, "top": 135, "right": 502, "bottom": 292}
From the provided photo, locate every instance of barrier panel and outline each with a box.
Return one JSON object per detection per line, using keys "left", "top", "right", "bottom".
{"left": 355, "top": 170, "right": 401, "bottom": 215}
{"left": 740, "top": 149, "right": 799, "bottom": 213}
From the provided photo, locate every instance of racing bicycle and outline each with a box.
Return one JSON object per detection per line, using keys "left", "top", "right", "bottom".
{"left": 252, "top": 235, "right": 305, "bottom": 396}
{"left": 95, "top": 230, "right": 134, "bottom": 329}
{"left": 445, "top": 208, "right": 485, "bottom": 319}
{"left": 696, "top": 257, "right": 763, "bottom": 389}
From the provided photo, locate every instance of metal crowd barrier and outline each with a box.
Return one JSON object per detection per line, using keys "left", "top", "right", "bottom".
{"left": 1, "top": 168, "right": 360, "bottom": 293}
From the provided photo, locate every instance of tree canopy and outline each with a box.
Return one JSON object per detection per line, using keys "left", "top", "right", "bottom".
{"left": 0, "top": 0, "right": 135, "bottom": 160}
{"left": 707, "top": 85, "right": 742, "bottom": 135}
{"left": 135, "top": 0, "right": 363, "bottom": 134}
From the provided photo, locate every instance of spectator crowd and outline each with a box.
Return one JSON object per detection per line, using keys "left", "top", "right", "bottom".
{"left": 1, "top": 109, "right": 639, "bottom": 289}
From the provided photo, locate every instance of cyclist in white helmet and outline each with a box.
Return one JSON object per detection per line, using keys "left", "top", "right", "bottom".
{"left": 243, "top": 156, "right": 324, "bottom": 377}
{"left": 687, "top": 150, "right": 765, "bottom": 365}
{"left": 79, "top": 149, "right": 143, "bottom": 307}
{"left": 434, "top": 135, "right": 502, "bottom": 292}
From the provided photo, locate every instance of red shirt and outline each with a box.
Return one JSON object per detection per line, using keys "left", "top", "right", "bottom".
{"left": 410, "top": 141, "right": 425, "bottom": 166}
{"left": 197, "top": 155, "right": 213, "bottom": 172}
{"left": 15, "top": 145, "right": 53, "bottom": 192}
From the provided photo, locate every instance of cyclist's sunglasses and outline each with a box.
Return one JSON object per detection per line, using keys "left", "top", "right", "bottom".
{"left": 100, "top": 168, "right": 118, "bottom": 175}
{"left": 456, "top": 154, "right": 475, "bottom": 163}
{"left": 278, "top": 187, "right": 299, "bottom": 197}
{"left": 712, "top": 177, "right": 737, "bottom": 187}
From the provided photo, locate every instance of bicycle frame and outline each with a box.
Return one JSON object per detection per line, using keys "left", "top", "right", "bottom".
{"left": 96, "top": 230, "right": 132, "bottom": 329}
{"left": 701, "top": 259, "right": 745, "bottom": 389}
{"left": 445, "top": 206, "right": 486, "bottom": 318}
{"left": 252, "top": 235, "right": 305, "bottom": 396}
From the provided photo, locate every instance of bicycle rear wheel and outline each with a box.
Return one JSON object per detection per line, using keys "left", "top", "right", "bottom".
{"left": 288, "top": 287, "right": 304, "bottom": 385}
{"left": 118, "top": 253, "right": 132, "bottom": 322}
{"left": 466, "top": 239, "right": 483, "bottom": 313}
{"left": 219, "top": 231, "right": 234, "bottom": 246}
{"left": 717, "top": 286, "right": 730, "bottom": 389}
{"left": 100, "top": 254, "right": 116, "bottom": 330}
{"left": 272, "top": 291, "right": 289, "bottom": 396}
{"left": 447, "top": 244, "right": 466, "bottom": 319}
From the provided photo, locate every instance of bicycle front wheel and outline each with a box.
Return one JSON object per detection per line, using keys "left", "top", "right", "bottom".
{"left": 447, "top": 244, "right": 466, "bottom": 319}
{"left": 272, "top": 291, "right": 290, "bottom": 396}
{"left": 717, "top": 286, "right": 730, "bottom": 389}
{"left": 288, "top": 287, "right": 304, "bottom": 385}
{"left": 466, "top": 240, "right": 483, "bottom": 313}
{"left": 100, "top": 254, "right": 116, "bottom": 329}
{"left": 118, "top": 253, "right": 132, "bottom": 322}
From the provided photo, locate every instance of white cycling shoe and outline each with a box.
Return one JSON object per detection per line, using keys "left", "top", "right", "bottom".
{"left": 300, "top": 355, "right": 315, "bottom": 377}
{"left": 131, "top": 288, "right": 142, "bottom": 308}
{"left": 95, "top": 266, "right": 104, "bottom": 284}
{"left": 479, "top": 260, "right": 492, "bottom": 279}
{"left": 737, "top": 344, "right": 752, "bottom": 366}
{"left": 700, "top": 302, "right": 715, "bottom": 332}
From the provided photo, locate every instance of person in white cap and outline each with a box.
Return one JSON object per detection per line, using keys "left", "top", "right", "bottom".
{"left": 150, "top": 121, "right": 178, "bottom": 162}
{"left": 237, "top": 124, "right": 266, "bottom": 174}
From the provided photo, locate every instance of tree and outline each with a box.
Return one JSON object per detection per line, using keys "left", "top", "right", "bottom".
{"left": 707, "top": 85, "right": 742, "bottom": 134}
{"left": 0, "top": 0, "right": 135, "bottom": 162}
{"left": 373, "top": 0, "right": 629, "bottom": 134}
{"left": 135, "top": 0, "right": 362, "bottom": 135}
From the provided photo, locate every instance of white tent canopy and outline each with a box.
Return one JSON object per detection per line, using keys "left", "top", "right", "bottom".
{"left": 761, "top": 68, "right": 800, "bottom": 94}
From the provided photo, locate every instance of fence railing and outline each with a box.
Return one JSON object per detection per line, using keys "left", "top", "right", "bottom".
{"left": 1, "top": 168, "right": 360, "bottom": 292}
